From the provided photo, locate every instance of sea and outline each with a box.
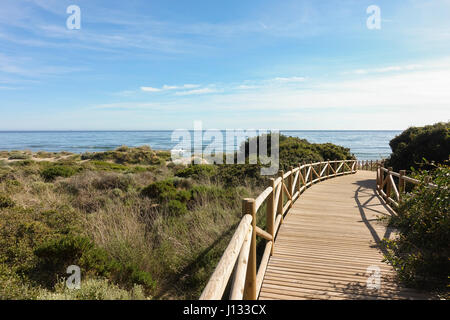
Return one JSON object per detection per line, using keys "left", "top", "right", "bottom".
{"left": 0, "top": 130, "right": 401, "bottom": 160}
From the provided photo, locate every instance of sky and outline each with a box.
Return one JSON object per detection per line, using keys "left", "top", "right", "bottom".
{"left": 0, "top": 0, "right": 449, "bottom": 130}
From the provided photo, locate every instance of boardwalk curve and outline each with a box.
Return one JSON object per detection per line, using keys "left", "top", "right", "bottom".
{"left": 259, "top": 171, "right": 425, "bottom": 300}
{"left": 200, "top": 161, "right": 429, "bottom": 300}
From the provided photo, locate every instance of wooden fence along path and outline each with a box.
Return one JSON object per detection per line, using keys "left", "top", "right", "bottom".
{"left": 200, "top": 160, "right": 429, "bottom": 300}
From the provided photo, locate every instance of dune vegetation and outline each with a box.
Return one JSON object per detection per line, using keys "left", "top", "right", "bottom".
{"left": 380, "top": 122, "right": 449, "bottom": 296}
{"left": 0, "top": 136, "right": 354, "bottom": 300}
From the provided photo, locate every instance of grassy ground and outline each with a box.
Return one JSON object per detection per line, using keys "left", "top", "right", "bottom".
{"left": 0, "top": 147, "right": 264, "bottom": 299}
{"left": 0, "top": 137, "right": 355, "bottom": 300}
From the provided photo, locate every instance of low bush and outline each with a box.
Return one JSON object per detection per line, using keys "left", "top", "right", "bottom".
{"left": 92, "top": 173, "right": 133, "bottom": 191}
{"left": 241, "top": 134, "right": 354, "bottom": 171}
{"left": 8, "top": 152, "right": 31, "bottom": 160}
{"left": 0, "top": 194, "right": 15, "bottom": 208}
{"left": 41, "top": 165, "right": 78, "bottom": 181}
{"left": 38, "top": 278, "right": 148, "bottom": 300}
{"left": 175, "top": 165, "right": 217, "bottom": 180}
{"left": 141, "top": 179, "right": 178, "bottom": 201}
{"left": 81, "top": 146, "right": 163, "bottom": 166}
{"left": 216, "top": 164, "right": 265, "bottom": 188}
{"left": 34, "top": 234, "right": 156, "bottom": 291}
{"left": 386, "top": 122, "right": 449, "bottom": 172}
{"left": 167, "top": 199, "right": 188, "bottom": 216}
{"left": 381, "top": 165, "right": 449, "bottom": 290}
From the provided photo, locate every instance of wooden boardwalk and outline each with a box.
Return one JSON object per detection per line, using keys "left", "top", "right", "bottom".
{"left": 259, "top": 171, "right": 427, "bottom": 300}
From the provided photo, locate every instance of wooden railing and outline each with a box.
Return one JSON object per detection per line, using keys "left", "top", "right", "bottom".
{"left": 356, "top": 160, "right": 384, "bottom": 171}
{"left": 199, "top": 159, "right": 357, "bottom": 300}
{"left": 376, "top": 164, "right": 436, "bottom": 209}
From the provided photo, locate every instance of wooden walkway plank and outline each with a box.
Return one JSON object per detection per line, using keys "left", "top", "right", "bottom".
{"left": 259, "top": 171, "right": 429, "bottom": 300}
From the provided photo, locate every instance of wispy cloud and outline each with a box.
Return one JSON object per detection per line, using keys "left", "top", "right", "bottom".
{"left": 175, "top": 88, "right": 218, "bottom": 96}
{"left": 272, "top": 76, "right": 306, "bottom": 83}
{"left": 141, "top": 84, "right": 201, "bottom": 93}
{"left": 350, "top": 64, "right": 423, "bottom": 75}
{"left": 140, "top": 86, "right": 162, "bottom": 92}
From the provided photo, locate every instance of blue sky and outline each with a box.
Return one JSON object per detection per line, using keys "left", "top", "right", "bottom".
{"left": 0, "top": 0, "right": 449, "bottom": 130}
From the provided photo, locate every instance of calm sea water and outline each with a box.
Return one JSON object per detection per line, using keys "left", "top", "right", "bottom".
{"left": 0, "top": 130, "right": 401, "bottom": 160}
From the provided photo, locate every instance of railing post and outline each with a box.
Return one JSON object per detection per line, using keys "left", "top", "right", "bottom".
{"left": 326, "top": 160, "right": 330, "bottom": 178}
{"left": 386, "top": 167, "right": 393, "bottom": 200}
{"left": 370, "top": 160, "right": 373, "bottom": 171}
{"left": 399, "top": 170, "right": 406, "bottom": 202}
{"left": 288, "top": 166, "right": 294, "bottom": 205}
{"left": 379, "top": 165, "right": 384, "bottom": 192}
{"left": 376, "top": 164, "right": 380, "bottom": 190}
{"left": 267, "top": 179, "right": 275, "bottom": 255}
{"left": 278, "top": 170, "right": 284, "bottom": 224}
{"left": 309, "top": 163, "right": 313, "bottom": 184}
{"left": 242, "top": 198, "right": 256, "bottom": 300}
{"left": 318, "top": 162, "right": 322, "bottom": 180}
{"left": 297, "top": 163, "right": 302, "bottom": 191}
{"left": 302, "top": 163, "right": 307, "bottom": 187}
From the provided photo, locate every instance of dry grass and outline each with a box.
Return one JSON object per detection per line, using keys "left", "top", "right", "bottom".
{"left": 0, "top": 147, "right": 263, "bottom": 299}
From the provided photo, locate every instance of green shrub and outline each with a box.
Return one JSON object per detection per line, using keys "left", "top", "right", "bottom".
{"left": 381, "top": 165, "right": 449, "bottom": 290}
{"left": 81, "top": 146, "right": 163, "bottom": 166}
{"left": 41, "top": 165, "right": 77, "bottom": 181}
{"left": 141, "top": 179, "right": 178, "bottom": 201}
{"left": 34, "top": 234, "right": 156, "bottom": 291}
{"left": 216, "top": 164, "right": 265, "bottom": 188}
{"left": 175, "top": 165, "right": 217, "bottom": 180}
{"left": 8, "top": 152, "right": 31, "bottom": 160}
{"left": 386, "top": 122, "right": 449, "bottom": 172}
{"left": 156, "top": 151, "right": 172, "bottom": 161}
{"left": 166, "top": 200, "right": 188, "bottom": 216}
{"left": 34, "top": 235, "right": 112, "bottom": 279}
{"left": 92, "top": 173, "right": 133, "bottom": 191}
{"left": 241, "top": 134, "right": 354, "bottom": 171}
{"left": 38, "top": 278, "right": 148, "bottom": 300}
{"left": 141, "top": 179, "right": 192, "bottom": 204}
{"left": 88, "top": 161, "right": 130, "bottom": 172}
{"left": 0, "top": 194, "right": 15, "bottom": 208}
{"left": 0, "top": 263, "right": 38, "bottom": 299}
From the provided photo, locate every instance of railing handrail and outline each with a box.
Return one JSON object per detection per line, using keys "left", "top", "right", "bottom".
{"left": 199, "top": 159, "right": 358, "bottom": 300}
{"left": 376, "top": 164, "right": 435, "bottom": 209}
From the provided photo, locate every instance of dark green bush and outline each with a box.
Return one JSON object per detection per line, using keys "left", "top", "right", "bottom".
{"left": 216, "top": 164, "right": 265, "bottom": 188}
{"left": 386, "top": 122, "right": 449, "bottom": 172}
{"left": 141, "top": 179, "right": 178, "bottom": 201}
{"left": 41, "top": 165, "right": 77, "bottom": 181}
{"left": 34, "top": 235, "right": 110, "bottom": 276}
{"left": 167, "top": 199, "right": 188, "bottom": 216}
{"left": 175, "top": 164, "right": 217, "bottom": 180}
{"left": 34, "top": 234, "right": 156, "bottom": 290}
{"left": 141, "top": 179, "right": 192, "bottom": 204}
{"left": 88, "top": 161, "right": 130, "bottom": 172}
{"left": 116, "top": 263, "right": 156, "bottom": 290}
{"left": 381, "top": 165, "right": 449, "bottom": 290}
{"left": 0, "top": 194, "right": 15, "bottom": 208}
{"left": 240, "top": 134, "right": 354, "bottom": 171}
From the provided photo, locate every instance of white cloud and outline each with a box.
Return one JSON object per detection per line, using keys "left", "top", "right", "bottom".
{"left": 237, "top": 84, "right": 259, "bottom": 90}
{"left": 141, "top": 84, "right": 201, "bottom": 93}
{"left": 350, "top": 64, "right": 423, "bottom": 75}
{"left": 175, "top": 88, "right": 218, "bottom": 96}
{"left": 272, "top": 76, "right": 306, "bottom": 83}
{"left": 162, "top": 84, "right": 200, "bottom": 90}
{"left": 140, "top": 86, "right": 161, "bottom": 92}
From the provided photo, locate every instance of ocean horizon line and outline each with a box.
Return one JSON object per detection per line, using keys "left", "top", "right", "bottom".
{"left": 0, "top": 129, "right": 403, "bottom": 132}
